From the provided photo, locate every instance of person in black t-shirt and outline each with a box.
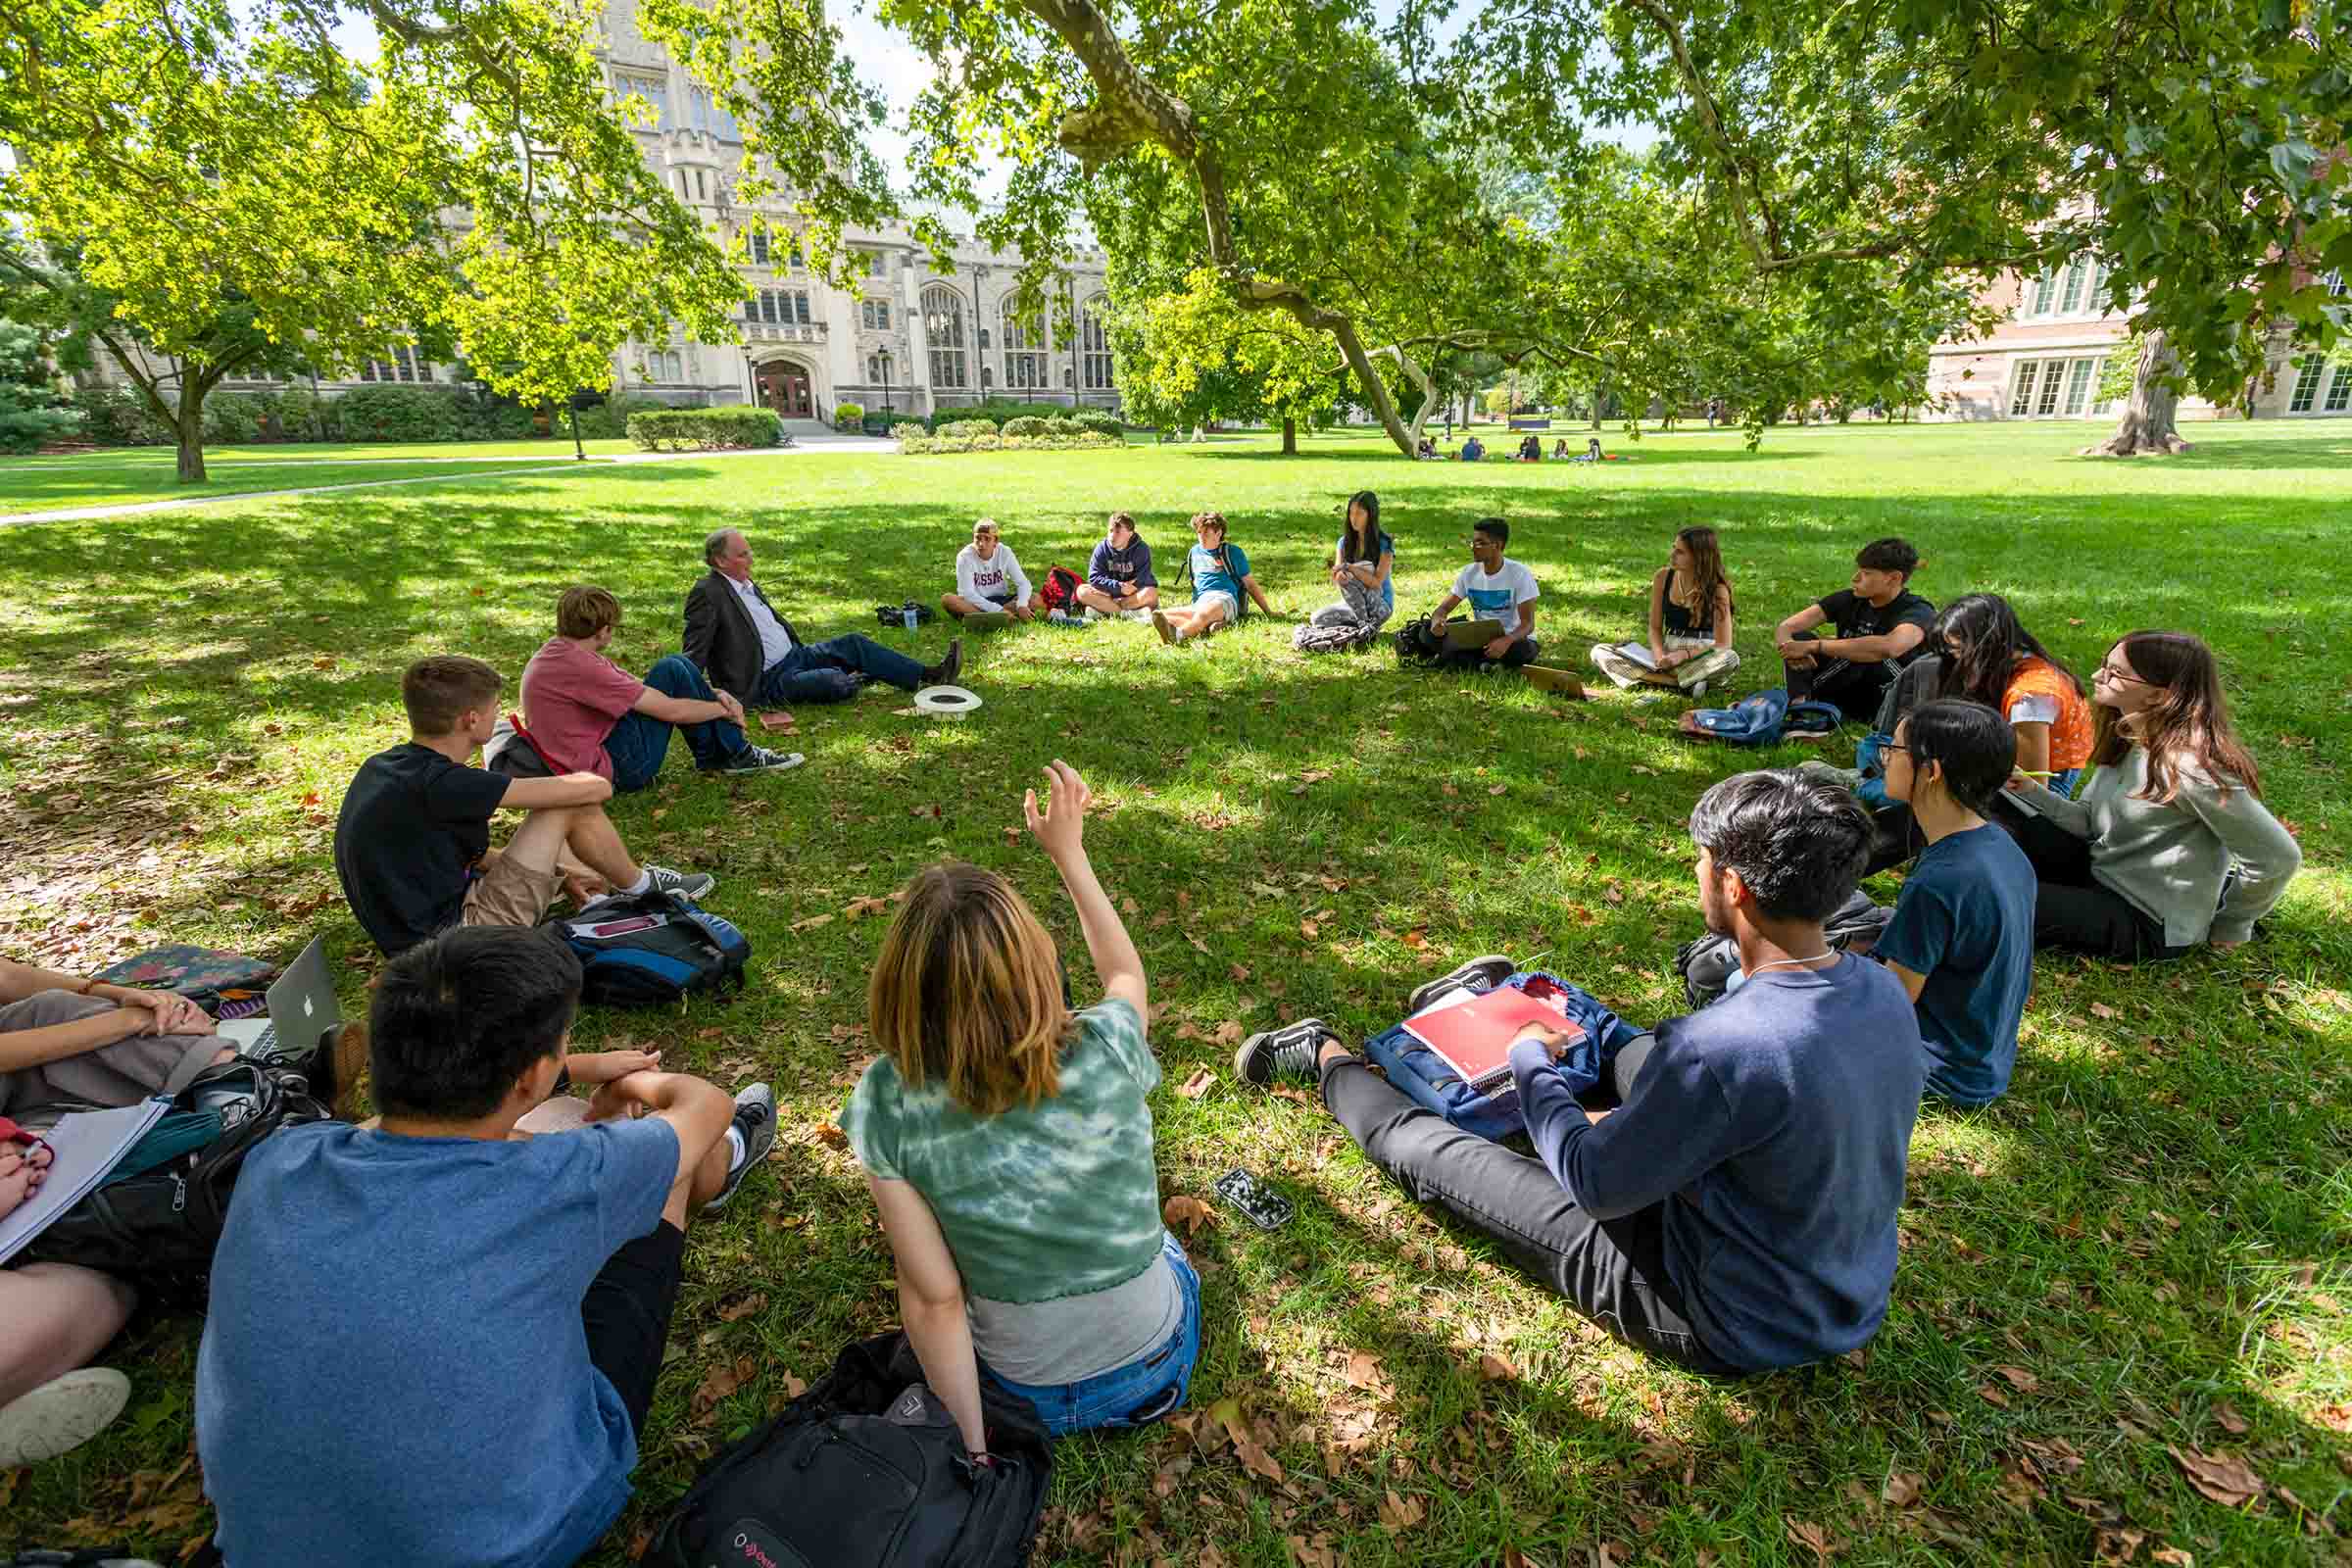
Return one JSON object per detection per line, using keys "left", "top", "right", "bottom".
{"left": 333, "top": 656, "right": 718, "bottom": 956}
{"left": 1774, "top": 537, "right": 1935, "bottom": 720}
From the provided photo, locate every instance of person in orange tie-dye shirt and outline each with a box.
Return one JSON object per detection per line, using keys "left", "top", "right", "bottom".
{"left": 1930, "top": 595, "right": 2094, "bottom": 796}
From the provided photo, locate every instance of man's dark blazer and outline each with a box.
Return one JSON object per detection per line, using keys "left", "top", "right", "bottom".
{"left": 684, "top": 569, "right": 805, "bottom": 705}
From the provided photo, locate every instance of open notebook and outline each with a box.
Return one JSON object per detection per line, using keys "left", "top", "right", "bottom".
{"left": 1401, "top": 986, "right": 1584, "bottom": 1093}
{"left": 0, "top": 1100, "right": 172, "bottom": 1265}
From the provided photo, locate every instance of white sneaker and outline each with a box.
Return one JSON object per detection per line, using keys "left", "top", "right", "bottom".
{"left": 1688, "top": 680, "right": 1708, "bottom": 699}
{"left": 1049, "top": 609, "right": 1081, "bottom": 625}
{"left": 1122, "top": 608, "right": 1156, "bottom": 623}
{"left": 0, "top": 1367, "right": 132, "bottom": 1467}
{"left": 1082, "top": 607, "right": 1107, "bottom": 621}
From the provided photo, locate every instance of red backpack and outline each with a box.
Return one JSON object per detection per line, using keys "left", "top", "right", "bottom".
{"left": 1037, "top": 564, "right": 1084, "bottom": 612}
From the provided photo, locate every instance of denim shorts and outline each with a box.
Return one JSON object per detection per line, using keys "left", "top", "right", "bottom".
{"left": 981, "top": 1234, "right": 1202, "bottom": 1437}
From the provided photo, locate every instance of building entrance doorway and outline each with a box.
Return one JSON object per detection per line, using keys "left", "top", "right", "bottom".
{"left": 757, "top": 359, "right": 813, "bottom": 419}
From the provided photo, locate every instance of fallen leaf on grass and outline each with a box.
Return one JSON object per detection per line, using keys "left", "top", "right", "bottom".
{"left": 1994, "top": 1364, "right": 2039, "bottom": 1394}
{"left": 2090, "top": 1002, "right": 2119, "bottom": 1019}
{"left": 1188, "top": 932, "right": 1212, "bottom": 954}
{"left": 1286, "top": 1534, "right": 1337, "bottom": 1567}
{"left": 691, "top": 1354, "right": 757, "bottom": 1417}
{"left": 1120, "top": 895, "right": 1141, "bottom": 915}
{"left": 1977, "top": 1383, "right": 2010, "bottom": 1408}
{"left": 1488, "top": 783, "right": 1507, "bottom": 796}
{"left": 1177, "top": 1068, "right": 1216, "bottom": 1100}
{"left": 1785, "top": 1519, "right": 1836, "bottom": 1563}
{"left": 2169, "top": 1445, "right": 2263, "bottom": 1506}
{"left": 813, "top": 1122, "right": 849, "bottom": 1150}
{"left": 1345, "top": 1350, "right": 1388, "bottom": 1391}
{"left": 1212, "top": 1020, "right": 1245, "bottom": 1046}
{"left": 1883, "top": 1471, "right": 1924, "bottom": 1507}
{"left": 844, "top": 896, "right": 892, "bottom": 920}
{"left": 2148, "top": 1550, "right": 2194, "bottom": 1567}
{"left": 716, "top": 1292, "right": 768, "bottom": 1322}
{"left": 1477, "top": 1351, "right": 1518, "bottom": 1381}
{"left": 2211, "top": 1399, "right": 2248, "bottom": 1435}
{"left": 791, "top": 912, "right": 835, "bottom": 931}
{"left": 1299, "top": 919, "right": 1319, "bottom": 940}
{"left": 1163, "top": 1194, "right": 1215, "bottom": 1239}
{"left": 1209, "top": 1396, "right": 1284, "bottom": 1483}
{"left": 1376, "top": 1489, "right": 1424, "bottom": 1533}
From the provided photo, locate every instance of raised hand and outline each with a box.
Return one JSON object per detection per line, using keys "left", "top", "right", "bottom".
{"left": 1023, "top": 760, "right": 1093, "bottom": 863}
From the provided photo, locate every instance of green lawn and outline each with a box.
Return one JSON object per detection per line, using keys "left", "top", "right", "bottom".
{"left": 1, "top": 420, "right": 2346, "bottom": 1566}
{"left": 0, "top": 440, "right": 636, "bottom": 515}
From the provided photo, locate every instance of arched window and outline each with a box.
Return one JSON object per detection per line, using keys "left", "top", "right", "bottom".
{"left": 923, "top": 287, "right": 967, "bottom": 389}
{"left": 1002, "top": 302, "right": 1046, "bottom": 391}
{"left": 1079, "top": 295, "right": 1113, "bottom": 391}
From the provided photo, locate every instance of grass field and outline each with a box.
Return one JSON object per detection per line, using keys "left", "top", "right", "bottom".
{"left": 0, "top": 419, "right": 2346, "bottom": 1566}
{"left": 0, "top": 440, "right": 637, "bottom": 515}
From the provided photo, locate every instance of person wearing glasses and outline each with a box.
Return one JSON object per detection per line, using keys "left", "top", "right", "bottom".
{"left": 1871, "top": 700, "right": 2038, "bottom": 1105}
{"left": 2006, "top": 631, "right": 2301, "bottom": 960}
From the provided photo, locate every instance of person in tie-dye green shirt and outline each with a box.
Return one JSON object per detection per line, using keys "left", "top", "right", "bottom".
{"left": 839, "top": 762, "right": 1201, "bottom": 1449}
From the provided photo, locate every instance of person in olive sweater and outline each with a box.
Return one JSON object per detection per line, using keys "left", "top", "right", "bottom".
{"left": 2008, "top": 630, "right": 2300, "bottom": 959}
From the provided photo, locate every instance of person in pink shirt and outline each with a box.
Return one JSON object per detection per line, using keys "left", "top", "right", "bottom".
{"left": 521, "top": 588, "right": 802, "bottom": 791}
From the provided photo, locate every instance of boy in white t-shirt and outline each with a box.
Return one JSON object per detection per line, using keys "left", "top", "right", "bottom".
{"left": 1423, "top": 517, "right": 1540, "bottom": 669}
{"left": 942, "top": 518, "right": 1035, "bottom": 622}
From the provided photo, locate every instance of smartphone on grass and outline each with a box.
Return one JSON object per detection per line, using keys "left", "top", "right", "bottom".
{"left": 1213, "top": 1167, "right": 1295, "bottom": 1231}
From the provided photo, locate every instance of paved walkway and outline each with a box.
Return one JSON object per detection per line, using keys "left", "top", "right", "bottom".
{"left": 1, "top": 433, "right": 897, "bottom": 528}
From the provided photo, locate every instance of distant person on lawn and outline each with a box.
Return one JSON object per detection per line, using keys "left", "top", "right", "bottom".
{"left": 1152, "top": 512, "right": 1274, "bottom": 646}
{"left": 685, "top": 527, "right": 961, "bottom": 707}
{"left": 1073, "top": 512, "right": 1160, "bottom": 620}
{"left": 198, "top": 924, "right": 777, "bottom": 1568}
{"left": 842, "top": 762, "right": 1200, "bottom": 1446}
{"left": 1460, "top": 434, "right": 1486, "bottom": 462}
{"left": 334, "top": 656, "right": 714, "bottom": 957}
{"left": 1590, "top": 525, "right": 1740, "bottom": 697}
{"left": 1424, "top": 516, "right": 1539, "bottom": 670}
{"left": 1872, "top": 700, "right": 2038, "bottom": 1106}
{"left": 1236, "top": 769, "right": 1924, "bottom": 1375}
{"left": 522, "top": 586, "right": 802, "bottom": 788}
{"left": 1774, "top": 537, "right": 1935, "bottom": 719}
{"left": 2010, "top": 630, "right": 2301, "bottom": 961}
{"left": 943, "top": 518, "right": 1036, "bottom": 622}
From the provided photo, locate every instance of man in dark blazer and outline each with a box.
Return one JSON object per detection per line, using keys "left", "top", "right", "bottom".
{"left": 685, "top": 528, "right": 960, "bottom": 707}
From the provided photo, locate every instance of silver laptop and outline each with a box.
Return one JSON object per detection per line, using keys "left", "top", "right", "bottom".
{"left": 218, "top": 937, "right": 340, "bottom": 1060}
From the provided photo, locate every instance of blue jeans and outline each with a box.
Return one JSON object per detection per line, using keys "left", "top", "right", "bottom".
{"left": 603, "top": 654, "right": 749, "bottom": 791}
{"left": 980, "top": 1235, "right": 1202, "bottom": 1438}
{"left": 754, "top": 635, "right": 926, "bottom": 706}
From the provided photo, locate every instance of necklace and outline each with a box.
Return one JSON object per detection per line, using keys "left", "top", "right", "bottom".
{"left": 1746, "top": 952, "right": 1835, "bottom": 976}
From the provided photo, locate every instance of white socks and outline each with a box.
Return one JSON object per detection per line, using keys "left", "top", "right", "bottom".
{"left": 725, "top": 1125, "right": 747, "bottom": 1175}
{"left": 621, "top": 870, "right": 653, "bottom": 897}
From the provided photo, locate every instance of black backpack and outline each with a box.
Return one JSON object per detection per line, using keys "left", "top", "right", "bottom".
{"left": 647, "top": 1331, "right": 1052, "bottom": 1568}
{"left": 1394, "top": 616, "right": 1450, "bottom": 667}
{"left": 22, "top": 1055, "right": 331, "bottom": 1301}
{"left": 545, "top": 889, "right": 751, "bottom": 1007}
{"left": 1672, "top": 890, "right": 1896, "bottom": 1009}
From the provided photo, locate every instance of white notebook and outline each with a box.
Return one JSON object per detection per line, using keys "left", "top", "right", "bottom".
{"left": 0, "top": 1100, "right": 172, "bottom": 1265}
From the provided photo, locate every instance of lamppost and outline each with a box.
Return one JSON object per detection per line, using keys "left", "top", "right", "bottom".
{"left": 879, "top": 350, "right": 893, "bottom": 415}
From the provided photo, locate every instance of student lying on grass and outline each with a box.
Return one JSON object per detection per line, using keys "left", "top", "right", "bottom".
{"left": 842, "top": 762, "right": 1200, "bottom": 1449}
{"left": 1237, "top": 768, "right": 1924, "bottom": 1375}
{"left": 198, "top": 925, "right": 776, "bottom": 1568}
{"left": 2009, "top": 630, "right": 2301, "bottom": 961}
{"left": 1152, "top": 511, "right": 1276, "bottom": 646}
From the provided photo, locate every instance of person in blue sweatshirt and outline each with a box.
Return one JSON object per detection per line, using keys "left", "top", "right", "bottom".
{"left": 1236, "top": 768, "right": 1925, "bottom": 1374}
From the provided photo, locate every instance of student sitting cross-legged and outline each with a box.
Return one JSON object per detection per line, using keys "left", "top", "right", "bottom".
{"left": 1872, "top": 699, "right": 2038, "bottom": 1107}
{"left": 1152, "top": 511, "right": 1275, "bottom": 646}
{"left": 2010, "top": 630, "right": 2301, "bottom": 961}
{"left": 197, "top": 924, "right": 777, "bottom": 1568}
{"left": 1236, "top": 769, "right": 1926, "bottom": 1375}
{"left": 335, "top": 655, "right": 717, "bottom": 958}
{"left": 522, "top": 586, "right": 803, "bottom": 788}
{"left": 1928, "top": 594, "right": 2093, "bottom": 797}
{"left": 841, "top": 762, "right": 1200, "bottom": 1447}
{"left": 1071, "top": 512, "right": 1160, "bottom": 621}
{"left": 1591, "top": 525, "right": 1741, "bottom": 697}
{"left": 1423, "top": 516, "right": 1540, "bottom": 670}
{"left": 1309, "top": 489, "right": 1396, "bottom": 635}
{"left": 1774, "top": 536, "right": 1935, "bottom": 721}
{"left": 943, "top": 518, "right": 1035, "bottom": 622}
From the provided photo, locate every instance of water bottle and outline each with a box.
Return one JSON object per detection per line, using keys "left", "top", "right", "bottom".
{"left": 902, "top": 602, "right": 918, "bottom": 633}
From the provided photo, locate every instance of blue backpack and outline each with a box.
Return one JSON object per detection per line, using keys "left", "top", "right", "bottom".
{"left": 1687, "top": 687, "right": 1840, "bottom": 745}
{"left": 1362, "top": 968, "right": 1643, "bottom": 1142}
{"left": 547, "top": 890, "right": 751, "bottom": 1007}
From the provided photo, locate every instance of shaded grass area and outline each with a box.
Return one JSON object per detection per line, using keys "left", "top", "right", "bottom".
{"left": 0, "top": 441, "right": 634, "bottom": 514}
{"left": 0, "top": 421, "right": 2348, "bottom": 1565}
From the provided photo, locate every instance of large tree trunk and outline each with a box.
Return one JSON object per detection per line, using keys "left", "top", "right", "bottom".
{"left": 1281, "top": 416, "right": 1297, "bottom": 454}
{"left": 175, "top": 397, "right": 208, "bottom": 483}
{"left": 2082, "top": 331, "right": 2191, "bottom": 457}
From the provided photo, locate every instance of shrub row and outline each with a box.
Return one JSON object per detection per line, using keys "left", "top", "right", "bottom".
{"left": 59, "top": 383, "right": 672, "bottom": 448}
{"left": 626, "top": 406, "right": 785, "bottom": 451}
{"left": 898, "top": 431, "right": 1124, "bottom": 455}
{"left": 932, "top": 411, "right": 1122, "bottom": 440}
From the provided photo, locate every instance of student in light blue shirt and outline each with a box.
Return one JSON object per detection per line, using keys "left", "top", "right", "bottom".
{"left": 1305, "top": 490, "right": 1395, "bottom": 639}
{"left": 1152, "top": 512, "right": 1275, "bottom": 646}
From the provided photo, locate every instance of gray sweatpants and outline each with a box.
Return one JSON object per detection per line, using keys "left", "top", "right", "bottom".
{"left": 0, "top": 991, "right": 225, "bottom": 1130}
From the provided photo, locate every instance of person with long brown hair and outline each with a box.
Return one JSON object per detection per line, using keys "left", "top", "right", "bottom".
{"left": 839, "top": 762, "right": 1200, "bottom": 1452}
{"left": 2009, "top": 631, "right": 2301, "bottom": 959}
{"left": 1929, "top": 593, "right": 2092, "bottom": 794}
{"left": 1591, "top": 525, "right": 1741, "bottom": 696}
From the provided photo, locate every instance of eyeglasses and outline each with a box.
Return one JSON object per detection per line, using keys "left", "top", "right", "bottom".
{"left": 2094, "top": 663, "right": 2147, "bottom": 685}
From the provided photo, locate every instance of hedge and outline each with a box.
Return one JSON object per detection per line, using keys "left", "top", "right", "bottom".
{"left": 936, "top": 417, "right": 999, "bottom": 438}
{"left": 833, "top": 402, "right": 864, "bottom": 431}
{"left": 572, "top": 395, "right": 666, "bottom": 440}
{"left": 627, "top": 406, "right": 785, "bottom": 451}
{"left": 899, "top": 430, "right": 1123, "bottom": 455}
{"left": 337, "top": 386, "right": 466, "bottom": 443}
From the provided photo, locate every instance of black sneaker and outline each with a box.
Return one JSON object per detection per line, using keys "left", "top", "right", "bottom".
{"left": 1405, "top": 955, "right": 1517, "bottom": 1016}
{"left": 1234, "top": 1018, "right": 1342, "bottom": 1087}
{"left": 705, "top": 1082, "right": 776, "bottom": 1211}
{"left": 715, "top": 746, "right": 805, "bottom": 775}
{"left": 644, "top": 865, "right": 716, "bottom": 901}
{"left": 923, "top": 638, "right": 963, "bottom": 687}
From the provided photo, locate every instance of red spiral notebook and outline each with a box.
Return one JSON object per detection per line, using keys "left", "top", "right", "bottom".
{"left": 1400, "top": 987, "right": 1584, "bottom": 1092}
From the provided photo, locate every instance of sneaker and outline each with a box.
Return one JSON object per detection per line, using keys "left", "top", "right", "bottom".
{"left": 1151, "top": 611, "right": 1178, "bottom": 646}
{"left": 0, "top": 1367, "right": 132, "bottom": 1468}
{"left": 717, "top": 746, "right": 805, "bottom": 775}
{"left": 1794, "top": 759, "right": 1864, "bottom": 791}
{"left": 1082, "top": 606, "right": 1106, "bottom": 621}
{"left": 1405, "top": 954, "right": 1518, "bottom": 1016}
{"left": 1049, "top": 609, "right": 1082, "bottom": 625}
{"left": 1687, "top": 679, "right": 1708, "bottom": 699}
{"left": 1235, "top": 1019, "right": 1343, "bottom": 1087}
{"left": 296, "top": 1022, "right": 368, "bottom": 1119}
{"left": 643, "top": 865, "right": 716, "bottom": 901}
{"left": 922, "top": 638, "right": 963, "bottom": 687}
{"left": 705, "top": 1083, "right": 777, "bottom": 1211}
{"left": 1122, "top": 607, "right": 1157, "bottom": 623}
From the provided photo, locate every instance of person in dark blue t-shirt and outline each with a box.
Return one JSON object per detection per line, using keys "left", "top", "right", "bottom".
{"left": 1236, "top": 769, "right": 1924, "bottom": 1374}
{"left": 197, "top": 927, "right": 777, "bottom": 1568}
{"left": 1873, "top": 698, "right": 2038, "bottom": 1105}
